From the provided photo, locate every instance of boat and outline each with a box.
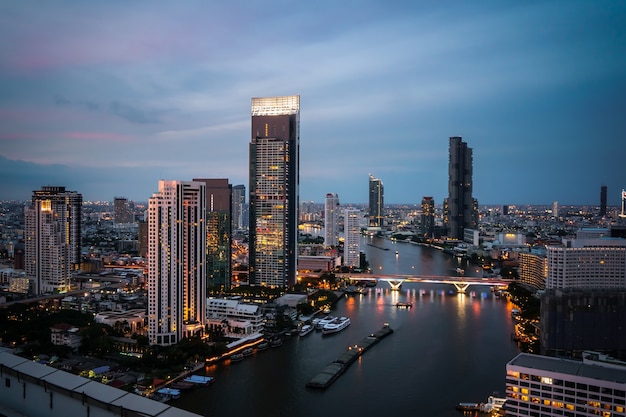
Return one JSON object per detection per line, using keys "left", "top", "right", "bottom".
{"left": 395, "top": 250, "right": 399, "bottom": 255}
{"left": 270, "top": 338, "right": 283, "bottom": 347}
{"left": 322, "top": 306, "right": 331, "bottom": 314}
{"left": 156, "top": 387, "right": 181, "bottom": 400}
{"left": 456, "top": 402, "right": 480, "bottom": 411}
{"left": 456, "top": 267, "right": 465, "bottom": 275}
{"left": 256, "top": 341, "right": 269, "bottom": 350}
{"left": 299, "top": 324, "right": 313, "bottom": 337}
{"left": 242, "top": 347, "right": 254, "bottom": 357}
{"left": 315, "top": 316, "right": 336, "bottom": 330}
{"left": 230, "top": 353, "right": 244, "bottom": 362}
{"left": 396, "top": 302, "right": 412, "bottom": 309}
{"left": 183, "top": 375, "right": 215, "bottom": 386}
{"left": 171, "top": 381, "right": 195, "bottom": 390}
{"left": 322, "top": 316, "right": 351, "bottom": 335}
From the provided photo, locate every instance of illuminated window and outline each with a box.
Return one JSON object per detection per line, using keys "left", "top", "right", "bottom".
{"left": 541, "top": 376, "right": 553, "bottom": 385}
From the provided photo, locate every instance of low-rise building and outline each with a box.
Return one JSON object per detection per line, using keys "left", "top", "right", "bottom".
{"left": 50, "top": 323, "right": 82, "bottom": 351}
{"left": 206, "top": 297, "right": 263, "bottom": 337}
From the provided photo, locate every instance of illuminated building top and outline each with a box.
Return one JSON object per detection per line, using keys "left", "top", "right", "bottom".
{"left": 251, "top": 95, "right": 300, "bottom": 116}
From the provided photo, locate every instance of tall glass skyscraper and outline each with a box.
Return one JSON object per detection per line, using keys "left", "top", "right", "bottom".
{"left": 147, "top": 180, "right": 206, "bottom": 346}
{"left": 232, "top": 184, "right": 246, "bottom": 230}
{"left": 444, "top": 136, "right": 476, "bottom": 239}
{"left": 324, "top": 193, "right": 339, "bottom": 247}
{"left": 24, "top": 186, "right": 82, "bottom": 295}
{"left": 368, "top": 174, "right": 384, "bottom": 229}
{"left": 249, "top": 95, "right": 300, "bottom": 288}
{"left": 421, "top": 196, "right": 435, "bottom": 238}
{"left": 344, "top": 208, "right": 361, "bottom": 268}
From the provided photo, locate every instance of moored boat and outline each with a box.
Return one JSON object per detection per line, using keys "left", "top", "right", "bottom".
{"left": 315, "top": 316, "right": 336, "bottom": 330}
{"left": 456, "top": 402, "right": 480, "bottom": 411}
{"left": 270, "top": 338, "right": 283, "bottom": 347}
{"left": 242, "top": 347, "right": 254, "bottom": 357}
{"left": 230, "top": 353, "right": 244, "bottom": 362}
{"left": 256, "top": 341, "right": 269, "bottom": 350}
{"left": 183, "top": 375, "right": 215, "bottom": 386}
{"left": 396, "top": 302, "right": 412, "bottom": 308}
{"left": 322, "top": 316, "right": 351, "bottom": 335}
{"left": 299, "top": 324, "right": 314, "bottom": 336}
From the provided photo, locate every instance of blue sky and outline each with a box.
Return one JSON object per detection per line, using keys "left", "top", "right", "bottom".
{"left": 1, "top": 1, "right": 625, "bottom": 206}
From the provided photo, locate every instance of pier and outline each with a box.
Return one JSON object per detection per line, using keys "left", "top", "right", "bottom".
{"left": 306, "top": 325, "right": 393, "bottom": 390}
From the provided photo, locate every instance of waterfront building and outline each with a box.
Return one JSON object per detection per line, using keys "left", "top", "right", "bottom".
{"left": 540, "top": 289, "right": 626, "bottom": 360}
{"left": 421, "top": 196, "right": 435, "bottom": 238}
{"left": 194, "top": 178, "right": 232, "bottom": 290}
{"left": 24, "top": 186, "right": 82, "bottom": 294}
{"left": 232, "top": 184, "right": 246, "bottom": 230}
{"left": 344, "top": 208, "right": 361, "bottom": 268}
{"left": 505, "top": 351, "right": 626, "bottom": 417}
{"left": 444, "top": 136, "right": 477, "bottom": 240}
{"left": 368, "top": 174, "right": 384, "bottom": 229}
{"left": 147, "top": 180, "right": 206, "bottom": 346}
{"left": 518, "top": 252, "right": 547, "bottom": 290}
{"left": 600, "top": 184, "right": 607, "bottom": 217}
{"left": 325, "top": 193, "right": 339, "bottom": 247}
{"left": 114, "top": 197, "right": 134, "bottom": 223}
{"left": 206, "top": 297, "right": 263, "bottom": 336}
{"left": 546, "top": 238, "right": 626, "bottom": 289}
{"left": 298, "top": 255, "right": 341, "bottom": 272}
{"left": 249, "top": 95, "right": 300, "bottom": 288}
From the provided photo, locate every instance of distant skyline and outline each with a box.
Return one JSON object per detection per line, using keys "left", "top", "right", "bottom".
{"left": 1, "top": 1, "right": 625, "bottom": 206}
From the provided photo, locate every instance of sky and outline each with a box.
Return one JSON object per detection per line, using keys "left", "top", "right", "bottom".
{"left": 1, "top": 1, "right": 625, "bottom": 206}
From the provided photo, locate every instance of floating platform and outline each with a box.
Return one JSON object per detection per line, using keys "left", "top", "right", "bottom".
{"left": 306, "top": 325, "right": 393, "bottom": 390}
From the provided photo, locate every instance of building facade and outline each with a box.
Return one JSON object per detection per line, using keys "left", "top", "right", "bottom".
{"left": 344, "top": 208, "right": 361, "bottom": 268}
{"left": 324, "top": 193, "right": 339, "bottom": 247}
{"left": 114, "top": 197, "right": 134, "bottom": 223}
{"left": 232, "top": 184, "right": 246, "bottom": 230}
{"left": 505, "top": 352, "right": 626, "bottom": 417}
{"left": 518, "top": 252, "right": 547, "bottom": 290}
{"left": 368, "top": 174, "right": 384, "bottom": 229}
{"left": 147, "top": 180, "right": 206, "bottom": 346}
{"left": 249, "top": 95, "right": 300, "bottom": 288}
{"left": 194, "top": 178, "right": 232, "bottom": 290}
{"left": 24, "top": 186, "right": 82, "bottom": 294}
{"left": 546, "top": 238, "right": 626, "bottom": 289}
{"left": 444, "top": 136, "right": 476, "bottom": 240}
{"left": 600, "top": 185, "right": 607, "bottom": 217}
{"left": 421, "top": 196, "right": 435, "bottom": 238}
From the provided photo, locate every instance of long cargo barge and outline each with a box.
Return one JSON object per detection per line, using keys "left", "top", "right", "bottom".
{"left": 306, "top": 324, "right": 393, "bottom": 390}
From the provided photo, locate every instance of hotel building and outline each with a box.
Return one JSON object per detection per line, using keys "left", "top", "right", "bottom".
{"left": 325, "top": 193, "right": 339, "bottom": 247}
{"left": 249, "top": 95, "right": 300, "bottom": 288}
{"left": 344, "top": 208, "right": 361, "bottom": 268}
{"left": 147, "top": 180, "right": 206, "bottom": 346}
{"left": 24, "top": 186, "right": 82, "bottom": 294}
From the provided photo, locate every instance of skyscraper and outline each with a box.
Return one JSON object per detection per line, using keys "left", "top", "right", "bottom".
{"left": 249, "top": 95, "right": 300, "bottom": 288}
{"left": 24, "top": 186, "right": 82, "bottom": 295}
{"left": 344, "top": 208, "right": 361, "bottom": 268}
{"left": 368, "top": 174, "right": 384, "bottom": 229}
{"left": 324, "top": 193, "right": 339, "bottom": 247}
{"left": 232, "top": 184, "right": 246, "bottom": 230}
{"left": 444, "top": 136, "right": 476, "bottom": 239}
{"left": 600, "top": 184, "right": 607, "bottom": 217}
{"left": 421, "top": 196, "right": 435, "bottom": 238}
{"left": 194, "top": 178, "right": 232, "bottom": 290}
{"left": 114, "top": 197, "right": 133, "bottom": 223}
{"left": 147, "top": 180, "right": 206, "bottom": 346}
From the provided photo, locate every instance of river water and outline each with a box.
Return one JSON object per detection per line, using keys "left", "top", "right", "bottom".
{"left": 172, "top": 236, "right": 520, "bottom": 417}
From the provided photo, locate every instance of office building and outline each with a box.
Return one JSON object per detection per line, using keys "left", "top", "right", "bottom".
{"left": 505, "top": 351, "right": 626, "bottom": 417}
{"left": 421, "top": 196, "right": 435, "bottom": 238}
{"left": 232, "top": 184, "right": 246, "bottom": 230}
{"left": 194, "top": 178, "right": 232, "bottom": 290}
{"left": 600, "top": 184, "right": 607, "bottom": 217}
{"left": 546, "top": 238, "right": 626, "bottom": 289}
{"left": 249, "top": 95, "right": 300, "bottom": 288}
{"left": 368, "top": 174, "right": 384, "bottom": 229}
{"left": 344, "top": 208, "right": 361, "bottom": 268}
{"left": 24, "top": 186, "right": 82, "bottom": 294}
{"left": 325, "top": 193, "right": 339, "bottom": 247}
{"left": 540, "top": 289, "right": 626, "bottom": 360}
{"left": 114, "top": 197, "right": 134, "bottom": 223}
{"left": 147, "top": 180, "right": 206, "bottom": 346}
{"left": 444, "top": 136, "right": 476, "bottom": 239}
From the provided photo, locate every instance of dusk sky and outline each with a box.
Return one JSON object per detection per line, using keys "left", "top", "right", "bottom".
{"left": 1, "top": 1, "right": 625, "bottom": 206}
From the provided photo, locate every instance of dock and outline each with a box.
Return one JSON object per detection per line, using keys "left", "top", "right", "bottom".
{"left": 306, "top": 325, "right": 393, "bottom": 390}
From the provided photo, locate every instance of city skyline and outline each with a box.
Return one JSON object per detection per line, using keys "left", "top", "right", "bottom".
{"left": 1, "top": 1, "right": 625, "bottom": 205}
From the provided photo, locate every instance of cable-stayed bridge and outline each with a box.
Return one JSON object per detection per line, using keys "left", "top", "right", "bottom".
{"left": 336, "top": 273, "right": 512, "bottom": 293}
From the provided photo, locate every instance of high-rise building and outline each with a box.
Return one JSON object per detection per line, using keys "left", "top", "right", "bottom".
{"left": 325, "top": 193, "right": 339, "bottom": 247}
{"left": 552, "top": 201, "right": 559, "bottom": 218}
{"left": 194, "top": 178, "right": 232, "bottom": 290}
{"left": 147, "top": 180, "right": 206, "bottom": 346}
{"left": 344, "top": 209, "right": 361, "bottom": 268}
{"left": 114, "top": 197, "right": 133, "bottom": 223}
{"left": 444, "top": 136, "right": 476, "bottom": 239}
{"left": 600, "top": 184, "right": 607, "bottom": 217}
{"left": 232, "top": 184, "right": 246, "bottom": 230}
{"left": 421, "top": 196, "right": 435, "bottom": 238}
{"left": 505, "top": 351, "right": 626, "bottom": 417}
{"left": 546, "top": 238, "right": 626, "bottom": 289}
{"left": 518, "top": 252, "right": 547, "bottom": 290}
{"left": 24, "top": 186, "right": 82, "bottom": 294}
{"left": 368, "top": 174, "right": 384, "bottom": 229}
{"left": 249, "top": 95, "right": 300, "bottom": 288}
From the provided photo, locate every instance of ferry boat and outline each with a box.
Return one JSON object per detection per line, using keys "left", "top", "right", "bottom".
{"left": 322, "top": 316, "right": 351, "bottom": 335}
{"left": 299, "top": 324, "right": 314, "bottom": 337}
{"left": 315, "top": 316, "right": 336, "bottom": 330}
{"left": 456, "top": 402, "right": 480, "bottom": 411}
{"left": 396, "top": 302, "right": 413, "bottom": 309}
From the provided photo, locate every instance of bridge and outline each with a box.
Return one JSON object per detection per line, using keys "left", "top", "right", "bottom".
{"left": 337, "top": 273, "right": 512, "bottom": 293}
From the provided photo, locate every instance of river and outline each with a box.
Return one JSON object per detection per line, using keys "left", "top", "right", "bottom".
{"left": 171, "top": 235, "right": 520, "bottom": 417}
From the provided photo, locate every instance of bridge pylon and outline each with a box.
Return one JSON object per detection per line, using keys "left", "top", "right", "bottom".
{"left": 385, "top": 280, "right": 404, "bottom": 291}
{"left": 452, "top": 282, "right": 470, "bottom": 293}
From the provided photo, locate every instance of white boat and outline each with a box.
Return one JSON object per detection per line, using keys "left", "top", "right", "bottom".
{"left": 322, "top": 316, "right": 350, "bottom": 335}
{"left": 299, "top": 324, "right": 313, "bottom": 336}
{"left": 315, "top": 316, "right": 336, "bottom": 330}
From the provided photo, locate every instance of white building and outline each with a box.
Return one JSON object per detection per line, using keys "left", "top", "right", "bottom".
{"left": 505, "top": 351, "right": 626, "bottom": 417}
{"left": 148, "top": 180, "right": 207, "bottom": 346}
{"left": 206, "top": 298, "right": 263, "bottom": 337}
{"left": 344, "top": 209, "right": 361, "bottom": 268}
{"left": 546, "top": 238, "right": 626, "bottom": 289}
{"left": 324, "top": 193, "right": 339, "bottom": 247}
{"left": 50, "top": 323, "right": 82, "bottom": 351}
